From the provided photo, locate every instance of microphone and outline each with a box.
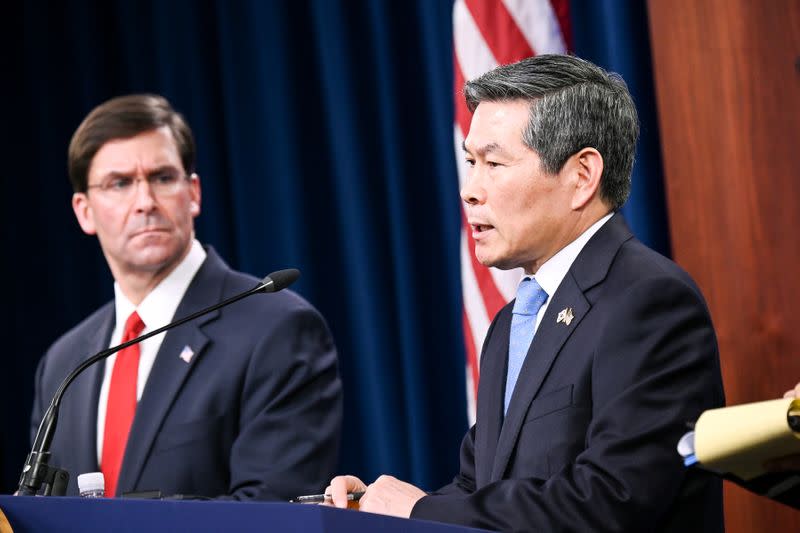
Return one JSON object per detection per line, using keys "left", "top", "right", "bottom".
{"left": 17, "top": 268, "right": 301, "bottom": 496}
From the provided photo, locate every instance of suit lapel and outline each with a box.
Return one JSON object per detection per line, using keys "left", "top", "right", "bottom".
{"left": 490, "top": 274, "right": 589, "bottom": 481}
{"left": 69, "top": 308, "right": 114, "bottom": 473}
{"left": 474, "top": 307, "right": 512, "bottom": 487}
{"left": 116, "top": 251, "right": 226, "bottom": 494}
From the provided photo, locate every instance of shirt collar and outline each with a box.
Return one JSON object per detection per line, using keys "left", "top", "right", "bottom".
{"left": 113, "top": 239, "right": 207, "bottom": 331}
{"left": 530, "top": 212, "right": 614, "bottom": 297}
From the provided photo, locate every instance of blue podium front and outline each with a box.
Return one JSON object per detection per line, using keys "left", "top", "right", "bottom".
{"left": 0, "top": 496, "right": 493, "bottom": 533}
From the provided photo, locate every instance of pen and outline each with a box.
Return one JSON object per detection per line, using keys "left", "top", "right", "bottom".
{"left": 290, "top": 490, "right": 365, "bottom": 504}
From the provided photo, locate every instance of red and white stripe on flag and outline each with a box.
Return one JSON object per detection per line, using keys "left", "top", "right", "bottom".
{"left": 453, "top": 0, "right": 571, "bottom": 425}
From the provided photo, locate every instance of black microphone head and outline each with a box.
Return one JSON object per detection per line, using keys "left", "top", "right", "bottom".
{"left": 259, "top": 268, "right": 301, "bottom": 293}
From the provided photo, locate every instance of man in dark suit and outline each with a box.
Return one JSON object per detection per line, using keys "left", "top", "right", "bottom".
{"left": 31, "top": 94, "right": 342, "bottom": 500}
{"left": 328, "top": 55, "right": 725, "bottom": 531}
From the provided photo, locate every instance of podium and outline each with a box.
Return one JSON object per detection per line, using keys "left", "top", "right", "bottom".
{"left": 0, "top": 495, "right": 493, "bottom": 533}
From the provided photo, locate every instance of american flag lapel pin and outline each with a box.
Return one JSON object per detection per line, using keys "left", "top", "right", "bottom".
{"left": 556, "top": 308, "right": 574, "bottom": 326}
{"left": 178, "top": 345, "right": 195, "bottom": 364}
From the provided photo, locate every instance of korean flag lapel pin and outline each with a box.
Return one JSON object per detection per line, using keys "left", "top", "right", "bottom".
{"left": 556, "top": 307, "right": 574, "bottom": 326}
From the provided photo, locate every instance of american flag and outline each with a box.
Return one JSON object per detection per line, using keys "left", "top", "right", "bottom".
{"left": 453, "top": 0, "right": 572, "bottom": 424}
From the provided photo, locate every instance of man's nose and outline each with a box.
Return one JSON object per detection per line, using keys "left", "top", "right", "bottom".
{"left": 460, "top": 172, "right": 486, "bottom": 205}
{"left": 131, "top": 177, "right": 157, "bottom": 210}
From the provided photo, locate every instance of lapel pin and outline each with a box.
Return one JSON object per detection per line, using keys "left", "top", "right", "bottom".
{"left": 556, "top": 307, "right": 574, "bottom": 326}
{"left": 178, "top": 345, "right": 195, "bottom": 364}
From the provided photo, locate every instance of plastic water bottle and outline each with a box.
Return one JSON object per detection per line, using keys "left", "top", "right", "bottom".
{"left": 77, "top": 472, "right": 105, "bottom": 498}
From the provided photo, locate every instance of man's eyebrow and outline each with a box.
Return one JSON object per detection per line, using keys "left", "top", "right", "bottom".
{"left": 103, "top": 165, "right": 180, "bottom": 178}
{"left": 461, "top": 141, "right": 505, "bottom": 156}
{"left": 145, "top": 165, "right": 181, "bottom": 176}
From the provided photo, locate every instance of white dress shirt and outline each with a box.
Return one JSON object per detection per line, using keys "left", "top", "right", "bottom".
{"left": 525, "top": 212, "right": 614, "bottom": 333}
{"left": 96, "top": 239, "right": 207, "bottom": 463}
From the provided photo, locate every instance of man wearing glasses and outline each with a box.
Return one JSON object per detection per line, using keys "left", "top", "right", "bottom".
{"left": 30, "top": 94, "right": 342, "bottom": 500}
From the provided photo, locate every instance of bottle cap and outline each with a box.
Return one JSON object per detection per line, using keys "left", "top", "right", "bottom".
{"left": 77, "top": 472, "right": 105, "bottom": 493}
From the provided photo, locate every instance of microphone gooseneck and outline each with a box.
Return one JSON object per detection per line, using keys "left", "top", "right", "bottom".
{"left": 17, "top": 268, "right": 300, "bottom": 496}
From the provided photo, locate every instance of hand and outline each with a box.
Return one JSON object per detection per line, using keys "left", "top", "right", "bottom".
{"left": 782, "top": 382, "right": 800, "bottom": 399}
{"left": 358, "top": 475, "right": 427, "bottom": 518}
{"left": 325, "top": 475, "right": 368, "bottom": 509}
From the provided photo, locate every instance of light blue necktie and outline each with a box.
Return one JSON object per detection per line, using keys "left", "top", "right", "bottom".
{"left": 505, "top": 278, "right": 548, "bottom": 415}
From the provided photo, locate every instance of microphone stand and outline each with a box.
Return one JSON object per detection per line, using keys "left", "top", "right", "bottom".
{"left": 17, "top": 268, "right": 299, "bottom": 496}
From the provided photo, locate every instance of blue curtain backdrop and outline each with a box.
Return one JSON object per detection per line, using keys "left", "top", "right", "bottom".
{"left": 0, "top": 0, "right": 668, "bottom": 494}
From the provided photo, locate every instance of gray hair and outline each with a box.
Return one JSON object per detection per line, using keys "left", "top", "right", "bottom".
{"left": 464, "top": 54, "right": 639, "bottom": 209}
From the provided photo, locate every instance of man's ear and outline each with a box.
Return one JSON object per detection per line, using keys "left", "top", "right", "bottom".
{"left": 72, "top": 193, "right": 97, "bottom": 235}
{"left": 188, "top": 173, "right": 201, "bottom": 217}
{"left": 570, "top": 148, "right": 604, "bottom": 210}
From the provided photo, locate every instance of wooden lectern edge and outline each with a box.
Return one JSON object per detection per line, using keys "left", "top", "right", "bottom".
{"left": 0, "top": 507, "right": 14, "bottom": 533}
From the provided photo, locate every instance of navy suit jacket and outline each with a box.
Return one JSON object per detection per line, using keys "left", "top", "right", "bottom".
{"left": 413, "top": 214, "right": 725, "bottom": 532}
{"left": 31, "top": 247, "right": 342, "bottom": 500}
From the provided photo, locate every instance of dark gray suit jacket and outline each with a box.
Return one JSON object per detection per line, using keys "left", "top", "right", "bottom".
{"left": 31, "top": 247, "right": 342, "bottom": 500}
{"left": 413, "top": 214, "right": 725, "bottom": 532}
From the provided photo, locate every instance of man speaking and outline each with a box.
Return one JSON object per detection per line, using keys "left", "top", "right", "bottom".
{"left": 328, "top": 55, "right": 725, "bottom": 531}
{"left": 31, "top": 94, "right": 342, "bottom": 500}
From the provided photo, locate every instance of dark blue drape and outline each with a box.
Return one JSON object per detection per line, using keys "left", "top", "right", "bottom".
{"left": 1, "top": 0, "right": 668, "bottom": 495}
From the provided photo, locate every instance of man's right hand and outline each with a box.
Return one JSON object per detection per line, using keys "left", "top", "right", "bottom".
{"left": 325, "top": 475, "right": 368, "bottom": 509}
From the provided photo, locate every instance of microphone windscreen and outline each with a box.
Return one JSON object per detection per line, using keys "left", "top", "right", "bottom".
{"left": 261, "top": 268, "right": 301, "bottom": 292}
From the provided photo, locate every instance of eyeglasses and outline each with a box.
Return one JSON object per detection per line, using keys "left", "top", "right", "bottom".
{"left": 86, "top": 172, "right": 192, "bottom": 199}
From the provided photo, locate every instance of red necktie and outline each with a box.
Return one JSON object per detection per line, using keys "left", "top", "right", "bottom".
{"left": 101, "top": 311, "right": 145, "bottom": 497}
